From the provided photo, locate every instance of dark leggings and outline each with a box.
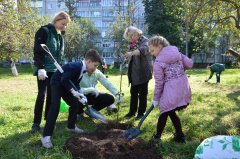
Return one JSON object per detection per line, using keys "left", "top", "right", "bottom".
{"left": 156, "top": 111, "right": 183, "bottom": 136}
{"left": 33, "top": 72, "right": 53, "bottom": 125}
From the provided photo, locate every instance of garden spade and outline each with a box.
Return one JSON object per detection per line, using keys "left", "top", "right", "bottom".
{"left": 119, "top": 104, "right": 154, "bottom": 141}
{"left": 40, "top": 44, "right": 107, "bottom": 123}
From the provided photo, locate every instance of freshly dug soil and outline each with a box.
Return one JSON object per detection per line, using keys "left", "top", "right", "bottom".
{"left": 64, "top": 122, "right": 161, "bottom": 159}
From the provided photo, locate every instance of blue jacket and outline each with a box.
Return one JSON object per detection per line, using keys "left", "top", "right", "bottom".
{"left": 50, "top": 62, "right": 84, "bottom": 91}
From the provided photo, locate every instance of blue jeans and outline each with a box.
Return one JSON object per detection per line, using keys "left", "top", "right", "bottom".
{"left": 216, "top": 72, "right": 222, "bottom": 83}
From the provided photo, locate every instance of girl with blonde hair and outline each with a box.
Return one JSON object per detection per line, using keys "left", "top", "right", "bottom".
{"left": 30, "top": 11, "right": 70, "bottom": 133}
{"left": 148, "top": 35, "right": 193, "bottom": 142}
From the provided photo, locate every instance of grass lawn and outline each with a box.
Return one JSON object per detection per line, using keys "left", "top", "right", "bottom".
{"left": 0, "top": 65, "right": 239, "bottom": 159}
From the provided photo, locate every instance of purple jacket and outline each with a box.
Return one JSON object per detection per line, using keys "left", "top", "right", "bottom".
{"left": 153, "top": 46, "right": 193, "bottom": 114}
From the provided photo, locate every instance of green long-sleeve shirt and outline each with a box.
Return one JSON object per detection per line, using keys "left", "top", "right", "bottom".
{"left": 80, "top": 69, "right": 118, "bottom": 96}
{"left": 208, "top": 63, "right": 225, "bottom": 79}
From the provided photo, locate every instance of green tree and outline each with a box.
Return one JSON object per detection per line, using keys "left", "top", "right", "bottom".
{"left": 58, "top": 0, "right": 80, "bottom": 20}
{"left": 64, "top": 18, "right": 100, "bottom": 62}
{"left": 143, "top": 0, "right": 183, "bottom": 49}
{"left": 0, "top": 0, "right": 48, "bottom": 63}
{"left": 178, "top": 0, "right": 240, "bottom": 55}
{"left": 107, "top": 7, "right": 135, "bottom": 66}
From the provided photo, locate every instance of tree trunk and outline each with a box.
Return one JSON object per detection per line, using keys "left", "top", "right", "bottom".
{"left": 6, "top": 51, "right": 18, "bottom": 76}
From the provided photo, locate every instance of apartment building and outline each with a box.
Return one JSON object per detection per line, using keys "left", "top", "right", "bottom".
{"left": 31, "top": 0, "right": 67, "bottom": 17}
{"left": 31, "top": 0, "right": 146, "bottom": 64}
{"left": 76, "top": 0, "right": 147, "bottom": 64}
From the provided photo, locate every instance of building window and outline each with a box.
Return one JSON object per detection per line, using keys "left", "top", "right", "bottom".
{"left": 90, "top": 11, "right": 101, "bottom": 17}
{"left": 48, "top": 4, "right": 52, "bottom": 9}
{"left": 102, "top": 10, "right": 115, "bottom": 16}
{"left": 102, "top": 21, "right": 112, "bottom": 27}
{"left": 94, "top": 21, "right": 102, "bottom": 27}
{"left": 77, "top": 11, "right": 89, "bottom": 17}
{"left": 76, "top": 1, "right": 89, "bottom": 7}
{"left": 103, "top": 42, "right": 111, "bottom": 48}
{"left": 103, "top": 52, "right": 112, "bottom": 57}
{"left": 102, "top": 0, "right": 115, "bottom": 6}
{"left": 90, "top": 1, "right": 101, "bottom": 6}
{"left": 102, "top": 31, "right": 106, "bottom": 37}
{"left": 95, "top": 42, "right": 101, "bottom": 47}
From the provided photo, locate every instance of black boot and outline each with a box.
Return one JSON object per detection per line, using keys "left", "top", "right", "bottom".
{"left": 30, "top": 123, "right": 40, "bottom": 133}
{"left": 124, "top": 112, "right": 135, "bottom": 119}
{"left": 152, "top": 133, "right": 161, "bottom": 142}
{"left": 173, "top": 133, "right": 185, "bottom": 143}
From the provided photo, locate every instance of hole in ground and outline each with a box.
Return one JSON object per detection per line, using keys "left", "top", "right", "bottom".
{"left": 63, "top": 122, "right": 161, "bottom": 159}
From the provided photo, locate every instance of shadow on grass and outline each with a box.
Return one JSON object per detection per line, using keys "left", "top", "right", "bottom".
{"left": 227, "top": 90, "right": 240, "bottom": 105}
{"left": 226, "top": 90, "right": 240, "bottom": 133}
{"left": 0, "top": 118, "right": 98, "bottom": 158}
{"left": 181, "top": 90, "right": 240, "bottom": 145}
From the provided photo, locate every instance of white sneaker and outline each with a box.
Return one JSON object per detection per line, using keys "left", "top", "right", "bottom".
{"left": 107, "top": 104, "right": 118, "bottom": 113}
{"left": 40, "top": 136, "right": 53, "bottom": 149}
{"left": 66, "top": 126, "right": 84, "bottom": 133}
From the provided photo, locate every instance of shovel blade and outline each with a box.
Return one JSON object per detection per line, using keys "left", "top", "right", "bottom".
{"left": 119, "top": 128, "right": 136, "bottom": 137}
{"left": 119, "top": 127, "right": 143, "bottom": 141}
{"left": 85, "top": 107, "right": 107, "bottom": 123}
{"left": 127, "top": 129, "right": 142, "bottom": 141}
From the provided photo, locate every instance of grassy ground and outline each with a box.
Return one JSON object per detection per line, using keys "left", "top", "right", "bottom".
{"left": 0, "top": 65, "right": 239, "bottom": 159}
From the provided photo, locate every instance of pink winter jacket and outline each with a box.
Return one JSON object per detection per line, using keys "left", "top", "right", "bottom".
{"left": 153, "top": 46, "right": 193, "bottom": 114}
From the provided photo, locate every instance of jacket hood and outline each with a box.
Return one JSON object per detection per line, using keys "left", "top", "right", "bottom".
{"left": 42, "top": 23, "right": 58, "bottom": 35}
{"left": 156, "top": 46, "right": 180, "bottom": 64}
{"left": 41, "top": 23, "right": 54, "bottom": 29}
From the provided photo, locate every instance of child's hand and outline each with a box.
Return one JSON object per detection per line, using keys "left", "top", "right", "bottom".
{"left": 152, "top": 100, "right": 159, "bottom": 108}
{"left": 78, "top": 95, "right": 87, "bottom": 105}
{"left": 71, "top": 89, "right": 88, "bottom": 104}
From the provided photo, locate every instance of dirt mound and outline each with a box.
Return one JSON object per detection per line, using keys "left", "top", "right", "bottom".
{"left": 64, "top": 122, "right": 161, "bottom": 159}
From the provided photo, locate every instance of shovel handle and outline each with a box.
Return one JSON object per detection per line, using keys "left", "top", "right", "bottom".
{"left": 137, "top": 104, "right": 154, "bottom": 129}
{"left": 40, "top": 44, "right": 64, "bottom": 73}
{"left": 40, "top": 44, "right": 88, "bottom": 108}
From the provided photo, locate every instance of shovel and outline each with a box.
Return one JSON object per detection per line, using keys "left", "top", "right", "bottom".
{"left": 40, "top": 44, "right": 107, "bottom": 123}
{"left": 119, "top": 104, "right": 154, "bottom": 141}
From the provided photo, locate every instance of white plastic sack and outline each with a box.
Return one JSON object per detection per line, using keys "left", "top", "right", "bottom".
{"left": 11, "top": 62, "right": 18, "bottom": 76}
{"left": 194, "top": 135, "right": 240, "bottom": 159}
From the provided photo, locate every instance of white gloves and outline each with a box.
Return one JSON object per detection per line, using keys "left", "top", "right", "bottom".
{"left": 116, "top": 94, "right": 122, "bottom": 104}
{"left": 78, "top": 96, "right": 88, "bottom": 105}
{"left": 71, "top": 89, "right": 88, "bottom": 104}
{"left": 152, "top": 100, "right": 159, "bottom": 108}
{"left": 91, "top": 88, "right": 99, "bottom": 97}
{"left": 38, "top": 69, "right": 48, "bottom": 80}
{"left": 217, "top": 74, "right": 219, "bottom": 77}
